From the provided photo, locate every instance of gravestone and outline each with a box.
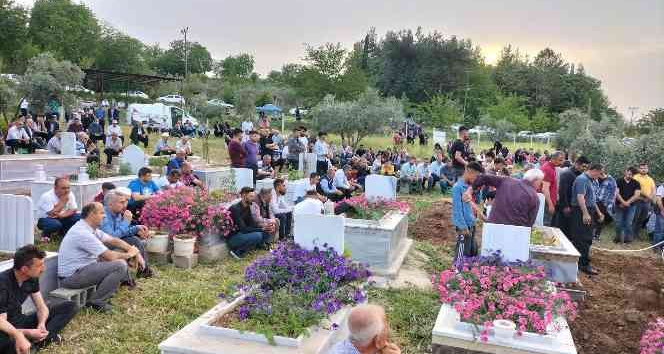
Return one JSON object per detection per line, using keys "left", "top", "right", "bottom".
{"left": 365, "top": 175, "right": 397, "bottom": 201}
{"left": 121, "top": 145, "right": 147, "bottom": 174}
{"left": 535, "top": 193, "right": 545, "bottom": 227}
{"left": 286, "top": 178, "right": 308, "bottom": 204}
{"left": 60, "top": 132, "right": 77, "bottom": 156}
{"left": 255, "top": 178, "right": 275, "bottom": 193}
{"left": 232, "top": 168, "right": 253, "bottom": 192}
{"left": 298, "top": 153, "right": 317, "bottom": 175}
{"left": 481, "top": 223, "right": 531, "bottom": 262}
{"left": 432, "top": 129, "right": 446, "bottom": 146}
{"left": 294, "top": 213, "right": 345, "bottom": 254}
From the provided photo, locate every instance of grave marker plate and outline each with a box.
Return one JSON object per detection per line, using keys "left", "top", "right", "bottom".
{"left": 294, "top": 213, "right": 344, "bottom": 254}
{"left": 60, "top": 132, "right": 77, "bottom": 156}
{"left": 120, "top": 145, "right": 146, "bottom": 174}
{"left": 481, "top": 223, "right": 531, "bottom": 262}
{"left": 365, "top": 175, "right": 397, "bottom": 201}
{"left": 232, "top": 168, "right": 253, "bottom": 192}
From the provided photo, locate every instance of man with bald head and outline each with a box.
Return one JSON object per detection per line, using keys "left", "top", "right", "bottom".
{"left": 181, "top": 162, "right": 206, "bottom": 191}
{"left": 327, "top": 304, "right": 401, "bottom": 354}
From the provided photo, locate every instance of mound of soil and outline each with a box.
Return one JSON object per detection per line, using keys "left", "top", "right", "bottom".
{"left": 570, "top": 250, "right": 664, "bottom": 354}
{"left": 410, "top": 200, "right": 483, "bottom": 246}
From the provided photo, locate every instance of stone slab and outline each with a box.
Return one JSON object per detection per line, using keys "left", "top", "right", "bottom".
{"left": 481, "top": 223, "right": 531, "bottom": 262}
{"left": 121, "top": 145, "right": 147, "bottom": 174}
{"left": 60, "top": 132, "right": 76, "bottom": 156}
{"left": 256, "top": 178, "right": 275, "bottom": 193}
{"left": 365, "top": 175, "right": 397, "bottom": 201}
{"left": 173, "top": 254, "right": 198, "bottom": 269}
{"left": 193, "top": 167, "right": 234, "bottom": 192}
{"left": 0, "top": 154, "right": 86, "bottom": 181}
{"left": 529, "top": 227, "right": 580, "bottom": 283}
{"left": 294, "top": 214, "right": 345, "bottom": 254}
{"left": 232, "top": 168, "right": 253, "bottom": 192}
{"left": 198, "top": 243, "right": 229, "bottom": 263}
{"left": 148, "top": 251, "right": 171, "bottom": 265}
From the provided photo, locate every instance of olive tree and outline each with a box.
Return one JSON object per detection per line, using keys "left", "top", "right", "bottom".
{"left": 19, "top": 53, "right": 84, "bottom": 114}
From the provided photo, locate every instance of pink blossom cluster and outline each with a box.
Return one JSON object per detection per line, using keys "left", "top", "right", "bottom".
{"left": 139, "top": 186, "right": 234, "bottom": 237}
{"left": 341, "top": 195, "right": 410, "bottom": 214}
{"left": 640, "top": 318, "right": 664, "bottom": 354}
{"left": 436, "top": 262, "right": 577, "bottom": 342}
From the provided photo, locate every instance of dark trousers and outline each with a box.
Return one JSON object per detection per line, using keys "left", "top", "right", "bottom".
{"left": 61, "top": 260, "right": 129, "bottom": 307}
{"left": 593, "top": 202, "right": 613, "bottom": 238}
{"left": 570, "top": 206, "right": 596, "bottom": 267}
{"left": 127, "top": 201, "right": 146, "bottom": 224}
{"left": 5, "top": 139, "right": 31, "bottom": 153}
{"left": 104, "top": 148, "right": 120, "bottom": 165}
{"left": 275, "top": 213, "right": 292, "bottom": 238}
{"left": 454, "top": 227, "right": 478, "bottom": 266}
{"left": 37, "top": 214, "right": 81, "bottom": 236}
{"left": 554, "top": 205, "right": 572, "bottom": 237}
{"left": 316, "top": 160, "right": 328, "bottom": 176}
{"left": 227, "top": 231, "right": 273, "bottom": 256}
{"left": 632, "top": 200, "right": 651, "bottom": 240}
{"left": 248, "top": 164, "right": 258, "bottom": 185}
{"left": 0, "top": 301, "right": 78, "bottom": 352}
{"left": 91, "top": 134, "right": 105, "bottom": 145}
{"left": 131, "top": 135, "right": 148, "bottom": 148}
{"left": 122, "top": 236, "right": 148, "bottom": 267}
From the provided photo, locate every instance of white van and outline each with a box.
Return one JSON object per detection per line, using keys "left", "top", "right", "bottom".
{"left": 126, "top": 103, "right": 198, "bottom": 131}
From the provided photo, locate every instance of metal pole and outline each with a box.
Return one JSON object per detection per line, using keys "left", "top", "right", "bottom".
{"left": 180, "top": 27, "right": 189, "bottom": 79}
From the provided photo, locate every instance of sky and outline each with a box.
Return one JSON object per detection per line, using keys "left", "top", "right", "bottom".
{"left": 16, "top": 0, "right": 664, "bottom": 119}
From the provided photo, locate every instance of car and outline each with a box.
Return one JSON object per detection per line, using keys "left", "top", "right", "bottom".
{"left": 207, "top": 99, "right": 234, "bottom": 108}
{"left": 65, "top": 85, "right": 95, "bottom": 94}
{"left": 0, "top": 74, "right": 20, "bottom": 83}
{"left": 157, "top": 94, "right": 185, "bottom": 105}
{"left": 289, "top": 107, "right": 309, "bottom": 116}
{"left": 517, "top": 130, "right": 534, "bottom": 137}
{"left": 127, "top": 90, "right": 149, "bottom": 99}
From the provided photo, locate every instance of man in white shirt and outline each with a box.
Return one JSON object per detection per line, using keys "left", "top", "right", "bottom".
{"left": 103, "top": 132, "right": 123, "bottom": 165}
{"left": 5, "top": 119, "right": 31, "bottom": 153}
{"left": 271, "top": 178, "right": 293, "bottom": 238}
{"left": 334, "top": 165, "right": 362, "bottom": 198}
{"left": 154, "top": 132, "right": 176, "bottom": 156}
{"left": 106, "top": 120, "right": 123, "bottom": 144}
{"left": 293, "top": 191, "right": 325, "bottom": 215}
{"left": 58, "top": 202, "right": 142, "bottom": 313}
{"left": 326, "top": 304, "right": 401, "bottom": 354}
{"left": 36, "top": 177, "right": 81, "bottom": 241}
{"left": 47, "top": 131, "right": 62, "bottom": 154}
{"left": 298, "top": 128, "right": 309, "bottom": 153}
{"left": 241, "top": 120, "right": 254, "bottom": 135}
{"left": 314, "top": 132, "right": 331, "bottom": 176}
{"left": 417, "top": 160, "right": 433, "bottom": 190}
{"left": 175, "top": 136, "right": 192, "bottom": 156}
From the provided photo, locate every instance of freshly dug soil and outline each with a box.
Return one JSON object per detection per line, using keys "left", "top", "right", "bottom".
{"left": 410, "top": 200, "right": 482, "bottom": 246}
{"left": 570, "top": 250, "right": 664, "bottom": 354}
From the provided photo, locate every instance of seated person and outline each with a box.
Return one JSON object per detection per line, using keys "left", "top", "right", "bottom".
{"left": 251, "top": 188, "right": 279, "bottom": 240}
{"left": 87, "top": 118, "right": 105, "bottom": 145}
{"left": 270, "top": 178, "right": 293, "bottom": 238}
{"left": 5, "top": 119, "right": 31, "bottom": 153}
{"left": 429, "top": 153, "right": 445, "bottom": 190}
{"left": 181, "top": 122, "right": 196, "bottom": 137}
{"left": 100, "top": 190, "right": 153, "bottom": 278}
{"left": 93, "top": 182, "right": 116, "bottom": 204}
{"left": 127, "top": 167, "right": 160, "bottom": 219}
{"left": 227, "top": 187, "right": 274, "bottom": 259}
{"left": 0, "top": 245, "right": 78, "bottom": 353}
{"left": 256, "top": 154, "right": 276, "bottom": 180}
{"left": 162, "top": 169, "right": 184, "bottom": 190}
{"left": 77, "top": 132, "right": 99, "bottom": 164}
{"left": 36, "top": 178, "right": 81, "bottom": 242}
{"left": 334, "top": 165, "right": 363, "bottom": 198}
{"left": 320, "top": 167, "right": 345, "bottom": 202}
{"left": 417, "top": 160, "right": 433, "bottom": 190}
{"left": 167, "top": 149, "right": 187, "bottom": 173}
{"left": 181, "top": 162, "right": 206, "bottom": 191}
{"left": 47, "top": 131, "right": 61, "bottom": 154}
{"left": 154, "top": 133, "right": 176, "bottom": 156}
{"left": 293, "top": 190, "right": 325, "bottom": 215}
{"left": 399, "top": 156, "right": 422, "bottom": 193}
{"left": 327, "top": 304, "right": 401, "bottom": 354}
{"left": 129, "top": 121, "right": 149, "bottom": 148}
{"left": 103, "top": 132, "right": 123, "bottom": 165}
{"left": 175, "top": 136, "right": 192, "bottom": 155}
{"left": 381, "top": 160, "right": 395, "bottom": 176}
{"left": 58, "top": 202, "right": 144, "bottom": 313}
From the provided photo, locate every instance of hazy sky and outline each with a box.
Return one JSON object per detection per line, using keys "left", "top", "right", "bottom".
{"left": 17, "top": 0, "right": 663, "bottom": 118}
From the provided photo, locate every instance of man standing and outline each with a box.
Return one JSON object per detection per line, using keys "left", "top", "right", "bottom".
{"left": 58, "top": 202, "right": 143, "bottom": 312}
{"left": 227, "top": 187, "right": 274, "bottom": 259}
{"left": 326, "top": 304, "right": 401, "bottom": 354}
{"left": 314, "top": 132, "right": 331, "bottom": 176}
{"left": 540, "top": 151, "right": 564, "bottom": 226}
{"left": 555, "top": 156, "right": 590, "bottom": 237}
{"left": 286, "top": 128, "right": 305, "bottom": 170}
{"left": 614, "top": 167, "right": 641, "bottom": 243}
{"left": 632, "top": 163, "right": 656, "bottom": 239}
{"left": 36, "top": 178, "right": 80, "bottom": 241}
{"left": 271, "top": 178, "right": 293, "bottom": 239}
{"left": 228, "top": 128, "right": 247, "bottom": 168}
{"left": 0, "top": 245, "right": 78, "bottom": 353}
{"left": 570, "top": 164, "right": 605, "bottom": 275}
{"left": 243, "top": 130, "right": 260, "bottom": 184}
{"left": 100, "top": 190, "right": 153, "bottom": 278}
{"left": 594, "top": 168, "right": 617, "bottom": 240}
{"left": 452, "top": 162, "right": 484, "bottom": 260}
{"left": 449, "top": 126, "right": 471, "bottom": 178}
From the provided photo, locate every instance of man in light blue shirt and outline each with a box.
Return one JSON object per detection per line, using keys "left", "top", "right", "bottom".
{"left": 451, "top": 161, "right": 484, "bottom": 263}
{"left": 321, "top": 167, "right": 344, "bottom": 202}
{"left": 314, "top": 131, "right": 330, "bottom": 176}
{"left": 399, "top": 156, "right": 421, "bottom": 193}
{"left": 127, "top": 167, "right": 160, "bottom": 218}
{"left": 334, "top": 165, "right": 362, "bottom": 198}
{"left": 326, "top": 304, "right": 400, "bottom": 354}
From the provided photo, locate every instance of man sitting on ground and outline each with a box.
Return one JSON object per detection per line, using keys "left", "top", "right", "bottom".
{"left": 321, "top": 167, "right": 345, "bottom": 202}
{"left": 399, "top": 156, "right": 421, "bottom": 193}
{"left": 180, "top": 162, "right": 206, "bottom": 191}
{"left": 100, "top": 190, "right": 153, "bottom": 278}
{"left": 271, "top": 178, "right": 293, "bottom": 238}
{"left": 175, "top": 136, "right": 192, "bottom": 156}
{"left": 127, "top": 167, "right": 160, "bottom": 219}
{"left": 251, "top": 188, "right": 279, "bottom": 241}
{"left": 36, "top": 177, "right": 81, "bottom": 242}
{"left": 0, "top": 245, "right": 78, "bottom": 353}
{"left": 227, "top": 187, "right": 274, "bottom": 259}
{"left": 5, "top": 119, "right": 31, "bottom": 153}
{"left": 162, "top": 169, "right": 184, "bottom": 190}
{"left": 103, "top": 132, "right": 123, "bottom": 166}
{"left": 335, "top": 165, "right": 362, "bottom": 198}
{"left": 327, "top": 304, "right": 401, "bottom": 354}
{"left": 256, "top": 154, "right": 275, "bottom": 180}
{"left": 129, "top": 121, "right": 148, "bottom": 148}
{"left": 58, "top": 202, "right": 144, "bottom": 312}
{"left": 293, "top": 190, "right": 325, "bottom": 215}
{"left": 47, "top": 131, "right": 61, "bottom": 154}
{"left": 167, "top": 149, "right": 187, "bottom": 173}
{"left": 154, "top": 133, "right": 176, "bottom": 156}
{"left": 93, "top": 182, "right": 116, "bottom": 204}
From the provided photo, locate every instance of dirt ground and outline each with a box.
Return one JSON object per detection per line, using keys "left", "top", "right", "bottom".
{"left": 411, "top": 200, "right": 664, "bottom": 354}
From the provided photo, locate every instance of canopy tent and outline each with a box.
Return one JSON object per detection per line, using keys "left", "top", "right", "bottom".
{"left": 256, "top": 104, "right": 282, "bottom": 114}
{"left": 82, "top": 69, "right": 181, "bottom": 99}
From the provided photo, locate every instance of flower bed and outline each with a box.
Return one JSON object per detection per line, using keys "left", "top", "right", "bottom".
{"left": 436, "top": 253, "right": 577, "bottom": 342}
{"left": 339, "top": 195, "right": 410, "bottom": 220}
{"left": 203, "top": 242, "right": 371, "bottom": 345}
{"left": 531, "top": 228, "right": 560, "bottom": 247}
{"left": 640, "top": 318, "right": 664, "bottom": 354}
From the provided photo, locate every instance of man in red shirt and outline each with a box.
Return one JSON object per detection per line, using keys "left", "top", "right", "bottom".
{"left": 228, "top": 128, "right": 247, "bottom": 168}
{"left": 540, "top": 151, "right": 564, "bottom": 226}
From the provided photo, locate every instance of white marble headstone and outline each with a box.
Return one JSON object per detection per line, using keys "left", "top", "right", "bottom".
{"left": 535, "top": 193, "right": 545, "bottom": 227}
{"left": 298, "top": 153, "right": 317, "bottom": 175}
{"left": 60, "top": 132, "right": 76, "bottom": 156}
{"left": 232, "top": 168, "right": 253, "bottom": 192}
{"left": 294, "top": 213, "right": 344, "bottom": 254}
{"left": 255, "top": 178, "right": 275, "bottom": 193}
{"left": 365, "top": 174, "right": 397, "bottom": 201}
{"left": 120, "top": 145, "right": 147, "bottom": 174}
{"left": 481, "top": 223, "right": 531, "bottom": 262}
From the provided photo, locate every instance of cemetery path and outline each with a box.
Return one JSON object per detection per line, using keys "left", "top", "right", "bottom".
{"left": 570, "top": 250, "right": 664, "bottom": 354}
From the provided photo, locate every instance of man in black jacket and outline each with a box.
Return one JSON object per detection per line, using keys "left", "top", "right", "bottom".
{"left": 555, "top": 156, "right": 590, "bottom": 237}
{"left": 227, "top": 187, "right": 273, "bottom": 259}
{"left": 129, "top": 121, "right": 148, "bottom": 148}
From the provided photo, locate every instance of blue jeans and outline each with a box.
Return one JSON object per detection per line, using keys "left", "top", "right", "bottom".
{"left": 654, "top": 211, "right": 664, "bottom": 248}
{"left": 614, "top": 204, "right": 637, "bottom": 242}
{"left": 227, "top": 231, "right": 272, "bottom": 256}
{"left": 37, "top": 214, "right": 81, "bottom": 236}
{"left": 440, "top": 180, "right": 452, "bottom": 193}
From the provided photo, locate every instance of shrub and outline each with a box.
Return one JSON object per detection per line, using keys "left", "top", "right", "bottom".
{"left": 640, "top": 318, "right": 664, "bottom": 354}
{"left": 339, "top": 195, "right": 410, "bottom": 220}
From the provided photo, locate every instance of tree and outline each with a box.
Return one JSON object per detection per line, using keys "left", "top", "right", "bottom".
{"left": 28, "top": 0, "right": 101, "bottom": 66}
{"left": 93, "top": 27, "right": 148, "bottom": 76}
{"left": 215, "top": 53, "right": 254, "bottom": 83}
{"left": 0, "top": 77, "right": 18, "bottom": 126}
{"left": 304, "top": 43, "right": 347, "bottom": 79}
{"left": 482, "top": 94, "right": 530, "bottom": 129}
{"left": 153, "top": 40, "right": 213, "bottom": 76}
{"left": 637, "top": 108, "right": 664, "bottom": 133}
{"left": 0, "top": 0, "right": 29, "bottom": 72}
{"left": 415, "top": 94, "right": 463, "bottom": 129}
{"left": 19, "top": 52, "right": 83, "bottom": 114}
{"left": 530, "top": 107, "right": 557, "bottom": 132}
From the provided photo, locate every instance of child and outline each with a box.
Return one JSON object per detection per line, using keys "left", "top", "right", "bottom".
{"left": 451, "top": 161, "right": 485, "bottom": 265}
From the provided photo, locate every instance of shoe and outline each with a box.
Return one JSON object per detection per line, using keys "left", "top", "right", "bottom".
{"left": 136, "top": 266, "right": 154, "bottom": 279}
{"left": 580, "top": 266, "right": 599, "bottom": 276}
{"left": 121, "top": 278, "right": 137, "bottom": 290}
{"left": 229, "top": 250, "right": 242, "bottom": 260}
{"left": 85, "top": 302, "right": 113, "bottom": 313}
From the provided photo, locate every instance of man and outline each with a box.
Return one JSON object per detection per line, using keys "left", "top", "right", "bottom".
{"left": 103, "top": 132, "right": 123, "bottom": 165}
{"left": 175, "top": 136, "right": 192, "bottom": 156}
{"left": 227, "top": 187, "right": 274, "bottom": 259}
{"left": 0, "top": 245, "right": 77, "bottom": 353}
{"left": 286, "top": 128, "right": 305, "bottom": 170}
{"left": 94, "top": 182, "right": 116, "bottom": 204}
{"left": 399, "top": 156, "right": 421, "bottom": 194}
{"left": 314, "top": 132, "right": 331, "bottom": 176}
{"left": 632, "top": 163, "right": 656, "bottom": 239}
{"left": 298, "top": 128, "right": 309, "bottom": 153}
{"left": 243, "top": 130, "right": 260, "bottom": 184}
{"left": 129, "top": 121, "right": 149, "bottom": 148}
{"left": 614, "top": 167, "right": 641, "bottom": 243}
{"left": 167, "top": 149, "right": 187, "bottom": 173}
{"left": 87, "top": 117, "right": 105, "bottom": 145}
{"left": 58, "top": 203, "right": 143, "bottom": 312}
{"left": 327, "top": 304, "right": 400, "bottom": 354}
{"left": 452, "top": 162, "right": 484, "bottom": 260}
{"left": 5, "top": 119, "right": 31, "bottom": 153}
{"left": 154, "top": 132, "right": 176, "bottom": 156}
{"left": 228, "top": 128, "right": 247, "bottom": 168}
{"left": 467, "top": 168, "right": 543, "bottom": 227}
{"left": 36, "top": 178, "right": 81, "bottom": 241}
{"left": 258, "top": 128, "right": 278, "bottom": 159}
{"left": 417, "top": 159, "right": 433, "bottom": 190}
{"left": 100, "top": 190, "right": 153, "bottom": 278}
{"left": 271, "top": 178, "right": 293, "bottom": 238}
{"left": 540, "top": 151, "right": 564, "bottom": 226}
{"left": 654, "top": 183, "right": 664, "bottom": 250}
{"left": 251, "top": 188, "right": 279, "bottom": 240}
{"left": 162, "top": 169, "right": 184, "bottom": 190}
{"left": 181, "top": 162, "right": 206, "bottom": 191}
{"left": 439, "top": 157, "right": 457, "bottom": 193}
{"left": 555, "top": 156, "right": 590, "bottom": 236}
{"left": 127, "top": 167, "right": 160, "bottom": 218}
{"left": 429, "top": 153, "right": 445, "bottom": 191}
{"left": 449, "top": 125, "right": 471, "bottom": 178}
{"left": 47, "top": 131, "right": 62, "bottom": 154}
{"left": 570, "top": 164, "right": 605, "bottom": 275}
{"left": 321, "top": 167, "right": 345, "bottom": 202}
{"left": 66, "top": 117, "right": 83, "bottom": 134}
{"left": 106, "top": 120, "right": 123, "bottom": 144}
{"left": 335, "top": 165, "right": 362, "bottom": 198}
{"left": 256, "top": 154, "right": 275, "bottom": 180}
{"left": 293, "top": 190, "right": 325, "bottom": 215}
{"left": 593, "top": 168, "right": 616, "bottom": 240}
{"left": 46, "top": 115, "right": 59, "bottom": 141}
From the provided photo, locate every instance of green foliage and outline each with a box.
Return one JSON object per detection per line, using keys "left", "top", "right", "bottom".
{"left": 148, "top": 156, "right": 170, "bottom": 167}
{"left": 0, "top": 0, "right": 30, "bottom": 72}
{"left": 119, "top": 162, "right": 132, "bottom": 176}
{"left": 19, "top": 52, "right": 83, "bottom": 114}
{"left": 556, "top": 108, "right": 623, "bottom": 150}
{"left": 86, "top": 161, "right": 100, "bottom": 179}
{"left": 304, "top": 42, "right": 347, "bottom": 79}
{"left": 0, "top": 77, "right": 17, "bottom": 118}
{"left": 93, "top": 26, "right": 149, "bottom": 76}
{"left": 415, "top": 94, "right": 463, "bottom": 129}
{"left": 153, "top": 40, "right": 213, "bottom": 76}
{"left": 215, "top": 53, "right": 255, "bottom": 84}
{"left": 482, "top": 94, "right": 530, "bottom": 129}
{"left": 637, "top": 108, "right": 664, "bottom": 134}
{"left": 530, "top": 107, "right": 557, "bottom": 132}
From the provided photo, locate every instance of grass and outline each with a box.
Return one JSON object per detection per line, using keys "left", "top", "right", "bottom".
{"left": 414, "top": 241, "right": 455, "bottom": 275}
